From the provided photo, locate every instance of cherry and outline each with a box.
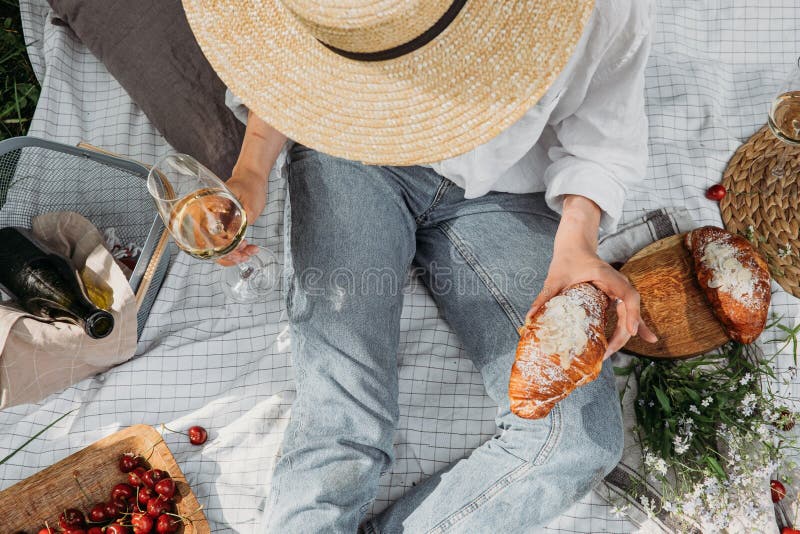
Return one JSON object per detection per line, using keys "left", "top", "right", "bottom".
{"left": 772, "top": 479, "right": 787, "bottom": 502}
{"left": 87, "top": 529, "right": 104, "bottom": 534}
{"left": 142, "top": 468, "right": 169, "bottom": 489}
{"left": 105, "top": 524, "right": 129, "bottom": 534}
{"left": 154, "top": 478, "right": 176, "bottom": 499}
{"left": 37, "top": 528, "right": 54, "bottom": 534}
{"left": 110, "top": 482, "right": 136, "bottom": 502}
{"left": 118, "top": 452, "right": 142, "bottom": 473}
{"left": 138, "top": 486, "right": 156, "bottom": 508}
{"left": 88, "top": 502, "right": 108, "bottom": 523}
{"left": 781, "top": 529, "right": 800, "bottom": 534}
{"left": 103, "top": 499, "right": 128, "bottom": 520}
{"left": 63, "top": 530, "right": 86, "bottom": 534}
{"left": 147, "top": 496, "right": 175, "bottom": 518}
{"left": 128, "top": 466, "right": 148, "bottom": 487}
{"left": 130, "top": 512, "right": 154, "bottom": 534}
{"left": 59, "top": 509, "right": 86, "bottom": 529}
{"left": 188, "top": 425, "right": 208, "bottom": 445}
{"left": 156, "top": 514, "right": 181, "bottom": 534}
{"left": 705, "top": 184, "right": 726, "bottom": 201}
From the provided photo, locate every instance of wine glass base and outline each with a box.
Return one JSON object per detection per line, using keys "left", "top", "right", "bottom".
{"left": 220, "top": 249, "right": 280, "bottom": 303}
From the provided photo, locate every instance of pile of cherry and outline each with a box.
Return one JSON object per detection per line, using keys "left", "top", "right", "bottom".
{"left": 22, "top": 425, "right": 208, "bottom": 534}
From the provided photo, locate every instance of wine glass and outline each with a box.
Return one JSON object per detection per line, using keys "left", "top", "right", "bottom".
{"left": 147, "top": 154, "right": 278, "bottom": 303}
{"left": 767, "top": 56, "right": 800, "bottom": 176}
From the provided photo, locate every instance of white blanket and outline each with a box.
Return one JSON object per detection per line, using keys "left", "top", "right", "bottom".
{"left": 2, "top": 1, "right": 799, "bottom": 533}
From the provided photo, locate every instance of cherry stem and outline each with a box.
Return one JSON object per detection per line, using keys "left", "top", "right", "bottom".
{"left": 72, "top": 472, "right": 92, "bottom": 504}
{"left": 141, "top": 437, "right": 165, "bottom": 462}
{"left": 166, "top": 504, "right": 204, "bottom": 525}
{"left": 134, "top": 486, "right": 144, "bottom": 512}
{"left": 160, "top": 423, "right": 189, "bottom": 437}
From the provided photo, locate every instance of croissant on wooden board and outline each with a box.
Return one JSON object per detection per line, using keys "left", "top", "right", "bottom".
{"left": 684, "top": 226, "right": 771, "bottom": 345}
{"left": 509, "top": 283, "right": 610, "bottom": 420}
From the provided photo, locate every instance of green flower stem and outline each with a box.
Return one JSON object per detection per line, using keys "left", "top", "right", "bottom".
{"left": 0, "top": 410, "right": 75, "bottom": 466}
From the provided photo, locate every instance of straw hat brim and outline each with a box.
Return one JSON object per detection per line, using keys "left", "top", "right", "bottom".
{"left": 182, "top": 0, "right": 595, "bottom": 166}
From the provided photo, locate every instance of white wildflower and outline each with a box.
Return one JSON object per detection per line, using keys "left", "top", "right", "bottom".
{"left": 740, "top": 373, "right": 753, "bottom": 385}
{"left": 689, "top": 404, "right": 700, "bottom": 415}
{"left": 639, "top": 495, "right": 656, "bottom": 518}
{"left": 644, "top": 451, "right": 668, "bottom": 476}
{"left": 610, "top": 503, "right": 630, "bottom": 518}
{"left": 741, "top": 393, "right": 758, "bottom": 417}
{"left": 673, "top": 434, "right": 690, "bottom": 455}
{"left": 701, "top": 397, "right": 712, "bottom": 407}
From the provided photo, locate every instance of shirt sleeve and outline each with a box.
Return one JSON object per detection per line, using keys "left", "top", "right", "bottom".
{"left": 544, "top": 5, "right": 653, "bottom": 233}
{"left": 225, "top": 88, "right": 250, "bottom": 126}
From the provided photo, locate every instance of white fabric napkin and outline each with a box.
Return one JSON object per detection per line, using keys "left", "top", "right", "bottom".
{"left": 0, "top": 212, "right": 137, "bottom": 409}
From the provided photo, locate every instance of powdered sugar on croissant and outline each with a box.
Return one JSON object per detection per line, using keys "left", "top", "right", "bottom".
{"left": 509, "top": 283, "right": 610, "bottom": 420}
{"left": 685, "top": 226, "right": 771, "bottom": 344}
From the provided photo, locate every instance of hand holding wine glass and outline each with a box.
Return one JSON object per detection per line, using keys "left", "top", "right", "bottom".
{"left": 215, "top": 171, "right": 268, "bottom": 266}
{"left": 147, "top": 154, "right": 278, "bottom": 303}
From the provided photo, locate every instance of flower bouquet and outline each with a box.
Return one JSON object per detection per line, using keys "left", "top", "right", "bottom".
{"left": 614, "top": 316, "right": 800, "bottom": 532}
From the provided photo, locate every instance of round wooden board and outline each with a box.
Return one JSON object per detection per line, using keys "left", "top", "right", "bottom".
{"left": 606, "top": 233, "right": 731, "bottom": 358}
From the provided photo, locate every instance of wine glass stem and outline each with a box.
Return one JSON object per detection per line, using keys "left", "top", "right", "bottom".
{"left": 238, "top": 261, "right": 255, "bottom": 280}
{"left": 773, "top": 151, "right": 787, "bottom": 177}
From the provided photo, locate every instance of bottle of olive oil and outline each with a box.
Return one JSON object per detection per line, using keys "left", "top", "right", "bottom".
{"left": 0, "top": 227, "right": 114, "bottom": 339}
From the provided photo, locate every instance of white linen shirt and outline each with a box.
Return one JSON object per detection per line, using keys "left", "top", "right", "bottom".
{"left": 227, "top": 0, "right": 653, "bottom": 233}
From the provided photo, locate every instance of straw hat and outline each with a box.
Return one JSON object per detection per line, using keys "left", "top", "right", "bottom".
{"left": 182, "top": 0, "right": 594, "bottom": 165}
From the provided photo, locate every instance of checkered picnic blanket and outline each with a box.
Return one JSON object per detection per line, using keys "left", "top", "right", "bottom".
{"left": 2, "top": 1, "right": 799, "bottom": 532}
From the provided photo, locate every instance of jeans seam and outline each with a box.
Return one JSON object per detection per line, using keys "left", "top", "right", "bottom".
{"left": 532, "top": 402, "right": 562, "bottom": 466}
{"left": 435, "top": 221, "right": 525, "bottom": 328}
{"left": 415, "top": 179, "right": 452, "bottom": 225}
{"left": 426, "top": 461, "right": 534, "bottom": 533}
{"left": 424, "top": 404, "right": 563, "bottom": 533}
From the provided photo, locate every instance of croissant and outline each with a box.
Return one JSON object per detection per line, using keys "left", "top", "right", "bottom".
{"left": 684, "top": 226, "right": 771, "bottom": 344}
{"left": 509, "top": 283, "right": 610, "bottom": 420}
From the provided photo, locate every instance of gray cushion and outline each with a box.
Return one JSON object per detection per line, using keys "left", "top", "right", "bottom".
{"left": 47, "top": 0, "right": 245, "bottom": 178}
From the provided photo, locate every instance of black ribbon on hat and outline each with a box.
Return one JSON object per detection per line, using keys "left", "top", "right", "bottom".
{"left": 320, "top": 0, "right": 468, "bottom": 62}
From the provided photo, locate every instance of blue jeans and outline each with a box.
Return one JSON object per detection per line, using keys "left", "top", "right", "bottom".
{"left": 262, "top": 146, "right": 623, "bottom": 533}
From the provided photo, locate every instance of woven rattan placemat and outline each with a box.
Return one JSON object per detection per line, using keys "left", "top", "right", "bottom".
{"left": 720, "top": 125, "right": 800, "bottom": 298}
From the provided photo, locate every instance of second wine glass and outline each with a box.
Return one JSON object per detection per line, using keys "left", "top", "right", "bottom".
{"left": 147, "top": 153, "right": 278, "bottom": 303}
{"left": 767, "top": 56, "right": 800, "bottom": 176}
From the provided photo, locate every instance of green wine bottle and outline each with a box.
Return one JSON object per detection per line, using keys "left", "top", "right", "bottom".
{"left": 0, "top": 227, "right": 114, "bottom": 339}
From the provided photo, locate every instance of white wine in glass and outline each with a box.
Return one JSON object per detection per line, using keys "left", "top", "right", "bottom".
{"left": 766, "top": 57, "right": 800, "bottom": 176}
{"left": 769, "top": 90, "right": 800, "bottom": 147}
{"left": 148, "top": 154, "right": 278, "bottom": 303}
{"left": 168, "top": 187, "right": 247, "bottom": 260}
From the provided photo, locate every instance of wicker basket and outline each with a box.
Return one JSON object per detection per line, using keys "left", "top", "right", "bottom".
{"left": 0, "top": 136, "right": 170, "bottom": 339}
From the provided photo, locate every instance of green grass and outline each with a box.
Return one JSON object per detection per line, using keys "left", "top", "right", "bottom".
{"left": 0, "top": 0, "right": 39, "bottom": 141}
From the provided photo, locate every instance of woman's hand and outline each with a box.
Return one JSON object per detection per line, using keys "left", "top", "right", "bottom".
{"left": 217, "top": 169, "right": 267, "bottom": 266}
{"left": 527, "top": 195, "right": 658, "bottom": 358}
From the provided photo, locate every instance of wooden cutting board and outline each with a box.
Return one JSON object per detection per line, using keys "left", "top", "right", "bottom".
{"left": 606, "top": 233, "right": 730, "bottom": 358}
{"left": 0, "top": 424, "right": 209, "bottom": 533}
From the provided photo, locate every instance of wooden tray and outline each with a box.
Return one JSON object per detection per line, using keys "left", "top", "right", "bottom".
{"left": 0, "top": 425, "right": 209, "bottom": 533}
{"left": 607, "top": 233, "right": 730, "bottom": 358}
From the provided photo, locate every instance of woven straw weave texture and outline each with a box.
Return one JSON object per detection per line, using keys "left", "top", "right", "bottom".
{"left": 721, "top": 125, "right": 800, "bottom": 298}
